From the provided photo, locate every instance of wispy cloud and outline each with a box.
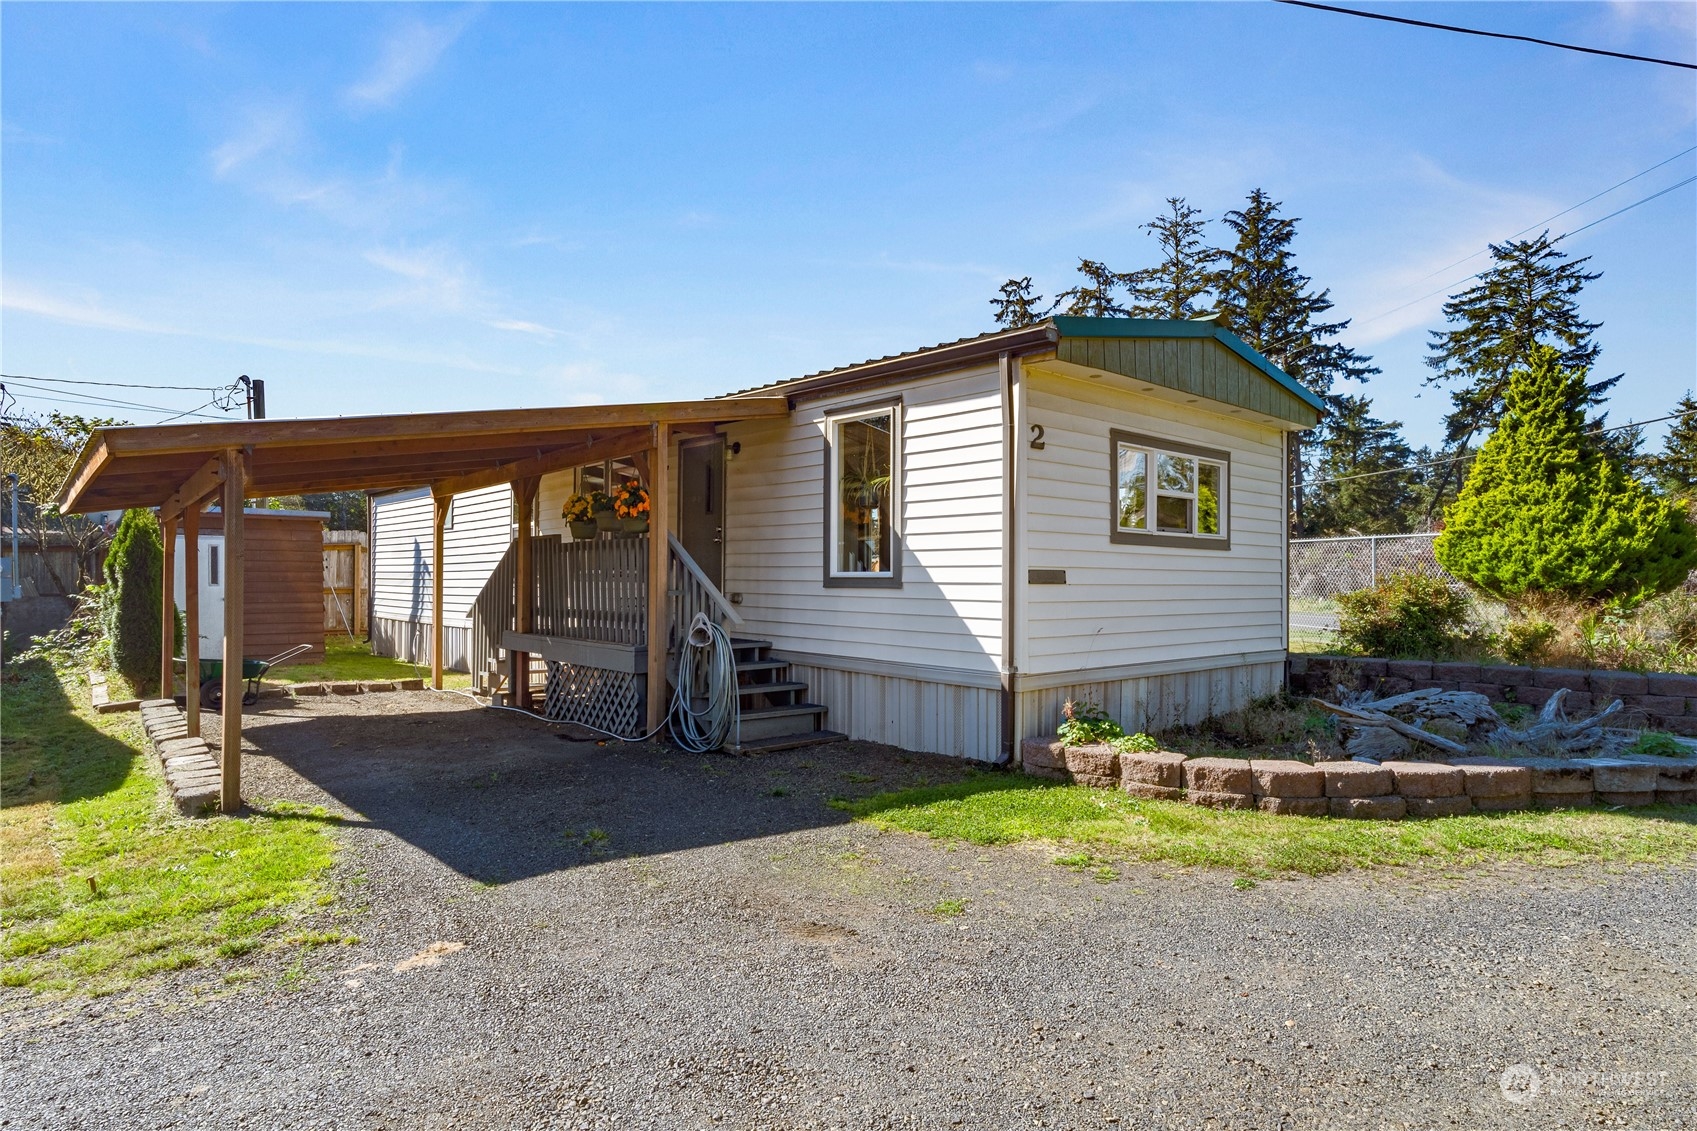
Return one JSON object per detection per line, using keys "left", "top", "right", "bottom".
{"left": 488, "top": 318, "right": 560, "bottom": 338}
{"left": 1, "top": 282, "right": 183, "bottom": 335}
{"left": 344, "top": 9, "right": 478, "bottom": 110}
{"left": 2, "top": 279, "right": 528, "bottom": 376}
{"left": 210, "top": 105, "right": 301, "bottom": 178}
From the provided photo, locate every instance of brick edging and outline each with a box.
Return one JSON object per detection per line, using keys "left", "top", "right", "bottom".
{"left": 1021, "top": 738, "right": 1697, "bottom": 816}
{"left": 288, "top": 678, "right": 425, "bottom": 697}
{"left": 137, "top": 699, "right": 219, "bottom": 816}
{"left": 1288, "top": 655, "right": 1697, "bottom": 735}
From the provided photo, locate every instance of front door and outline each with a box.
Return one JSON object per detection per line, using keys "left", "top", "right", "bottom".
{"left": 678, "top": 438, "right": 725, "bottom": 589}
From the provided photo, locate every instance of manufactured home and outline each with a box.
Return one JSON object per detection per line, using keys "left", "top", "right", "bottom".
{"left": 369, "top": 316, "right": 1321, "bottom": 761}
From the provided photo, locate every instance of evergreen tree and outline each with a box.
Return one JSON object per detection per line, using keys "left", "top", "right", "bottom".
{"left": 1126, "top": 197, "right": 1218, "bottom": 319}
{"left": 1305, "top": 395, "right": 1419, "bottom": 535}
{"left": 1054, "top": 259, "right": 1133, "bottom": 317}
{"left": 104, "top": 508, "right": 165, "bottom": 695}
{"left": 1646, "top": 392, "right": 1697, "bottom": 500}
{"left": 1425, "top": 231, "right": 1606, "bottom": 444}
{"left": 1434, "top": 346, "right": 1696, "bottom": 608}
{"left": 1210, "top": 188, "right": 1377, "bottom": 532}
{"left": 990, "top": 277, "right": 1050, "bottom": 329}
{"left": 1211, "top": 189, "right": 1378, "bottom": 406}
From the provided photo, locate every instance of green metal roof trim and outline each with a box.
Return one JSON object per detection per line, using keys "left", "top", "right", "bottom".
{"left": 1049, "top": 316, "right": 1327, "bottom": 416}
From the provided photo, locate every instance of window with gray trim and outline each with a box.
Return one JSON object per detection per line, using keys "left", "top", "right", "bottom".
{"left": 1110, "top": 429, "right": 1230, "bottom": 548}
{"left": 823, "top": 399, "right": 902, "bottom": 588}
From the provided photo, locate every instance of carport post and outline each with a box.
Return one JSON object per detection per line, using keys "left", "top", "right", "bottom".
{"left": 432, "top": 492, "right": 450, "bottom": 691}
{"left": 159, "top": 514, "right": 177, "bottom": 699}
{"left": 184, "top": 504, "right": 200, "bottom": 738}
{"left": 512, "top": 477, "right": 538, "bottom": 710}
{"left": 645, "top": 423, "right": 671, "bottom": 734}
{"left": 220, "top": 448, "right": 247, "bottom": 814}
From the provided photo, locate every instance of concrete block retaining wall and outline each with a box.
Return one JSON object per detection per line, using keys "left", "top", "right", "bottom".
{"left": 1021, "top": 738, "right": 1697, "bottom": 816}
{"left": 1288, "top": 655, "right": 1697, "bottom": 735}
{"left": 138, "top": 699, "right": 220, "bottom": 816}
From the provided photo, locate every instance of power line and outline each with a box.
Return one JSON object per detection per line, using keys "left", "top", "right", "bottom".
{"left": 1257, "top": 171, "right": 1697, "bottom": 367}
{"left": 1306, "top": 405, "right": 1697, "bottom": 487}
{"left": 1272, "top": 0, "right": 1697, "bottom": 70}
{"left": 1, "top": 384, "right": 236, "bottom": 423}
{"left": 0, "top": 372, "right": 230, "bottom": 392}
{"left": 1560, "top": 175, "right": 1697, "bottom": 239}
{"left": 1405, "top": 147, "right": 1697, "bottom": 288}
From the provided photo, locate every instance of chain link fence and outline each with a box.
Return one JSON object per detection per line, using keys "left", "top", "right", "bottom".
{"left": 1289, "top": 533, "right": 1456, "bottom": 600}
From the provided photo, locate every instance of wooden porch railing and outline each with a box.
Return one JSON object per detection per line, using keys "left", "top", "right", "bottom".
{"left": 468, "top": 532, "right": 740, "bottom": 689}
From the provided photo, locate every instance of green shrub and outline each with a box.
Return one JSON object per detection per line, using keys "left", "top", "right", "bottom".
{"left": 104, "top": 509, "right": 164, "bottom": 696}
{"left": 1335, "top": 572, "right": 1472, "bottom": 659}
{"left": 1435, "top": 346, "right": 1697, "bottom": 607}
{"left": 1496, "top": 619, "right": 1556, "bottom": 667}
{"left": 1057, "top": 700, "right": 1123, "bottom": 746}
{"left": 1110, "top": 732, "right": 1161, "bottom": 755}
{"left": 1626, "top": 731, "right": 1692, "bottom": 759}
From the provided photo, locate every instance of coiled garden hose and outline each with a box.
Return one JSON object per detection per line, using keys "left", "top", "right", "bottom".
{"left": 667, "top": 612, "right": 741, "bottom": 753}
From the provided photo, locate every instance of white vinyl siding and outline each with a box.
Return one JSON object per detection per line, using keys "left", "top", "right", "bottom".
{"left": 370, "top": 483, "right": 513, "bottom": 631}
{"left": 1021, "top": 367, "right": 1287, "bottom": 677}
{"left": 722, "top": 365, "right": 1005, "bottom": 677}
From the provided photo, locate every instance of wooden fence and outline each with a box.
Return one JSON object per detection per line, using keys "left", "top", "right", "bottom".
{"left": 323, "top": 531, "right": 368, "bottom": 637}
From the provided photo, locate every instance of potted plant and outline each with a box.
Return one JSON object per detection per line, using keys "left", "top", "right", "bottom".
{"left": 562, "top": 493, "right": 597, "bottom": 541}
{"left": 589, "top": 490, "right": 618, "bottom": 533}
{"left": 613, "top": 479, "right": 650, "bottom": 533}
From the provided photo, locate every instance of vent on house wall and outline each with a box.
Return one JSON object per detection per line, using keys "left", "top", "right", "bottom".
{"left": 1028, "top": 569, "right": 1066, "bottom": 585}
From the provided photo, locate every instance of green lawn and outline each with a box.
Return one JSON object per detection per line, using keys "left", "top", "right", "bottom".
{"left": 1, "top": 659, "right": 349, "bottom": 998}
{"left": 267, "top": 636, "right": 471, "bottom": 689}
{"left": 836, "top": 774, "right": 1697, "bottom": 878}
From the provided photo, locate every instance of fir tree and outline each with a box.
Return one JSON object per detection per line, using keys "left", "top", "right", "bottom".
{"left": 1425, "top": 231, "right": 1606, "bottom": 444}
{"left": 1646, "top": 392, "right": 1697, "bottom": 500}
{"left": 1126, "top": 197, "right": 1218, "bottom": 319}
{"left": 1054, "top": 259, "right": 1133, "bottom": 317}
{"left": 1305, "top": 395, "right": 1419, "bottom": 535}
{"left": 1211, "top": 189, "right": 1378, "bottom": 406}
{"left": 104, "top": 508, "right": 165, "bottom": 695}
{"left": 1210, "top": 188, "right": 1377, "bottom": 532}
{"left": 990, "top": 277, "right": 1050, "bottom": 329}
{"left": 1434, "top": 347, "right": 1696, "bottom": 608}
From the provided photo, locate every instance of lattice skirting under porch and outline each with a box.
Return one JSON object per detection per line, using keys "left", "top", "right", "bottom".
{"left": 542, "top": 660, "right": 644, "bottom": 738}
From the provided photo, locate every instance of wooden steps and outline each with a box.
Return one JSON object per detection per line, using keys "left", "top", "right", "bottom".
{"left": 723, "top": 638, "right": 843, "bottom": 753}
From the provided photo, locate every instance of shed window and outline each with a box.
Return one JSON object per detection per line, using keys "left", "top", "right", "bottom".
{"left": 1110, "top": 429, "right": 1229, "bottom": 548}
{"left": 824, "top": 400, "right": 902, "bottom": 588}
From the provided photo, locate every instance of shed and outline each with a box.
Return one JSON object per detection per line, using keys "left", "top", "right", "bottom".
{"left": 173, "top": 509, "right": 327, "bottom": 666}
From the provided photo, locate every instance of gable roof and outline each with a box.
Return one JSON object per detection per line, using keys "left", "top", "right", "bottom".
{"left": 726, "top": 316, "right": 1323, "bottom": 427}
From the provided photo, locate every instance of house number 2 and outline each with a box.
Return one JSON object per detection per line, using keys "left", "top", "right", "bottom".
{"left": 1029, "top": 424, "right": 1046, "bottom": 450}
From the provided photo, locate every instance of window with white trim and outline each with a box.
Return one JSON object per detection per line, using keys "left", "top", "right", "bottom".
{"left": 1111, "top": 430, "right": 1229, "bottom": 546}
{"left": 824, "top": 400, "right": 901, "bottom": 587}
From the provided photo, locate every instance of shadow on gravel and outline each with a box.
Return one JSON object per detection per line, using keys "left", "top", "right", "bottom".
{"left": 244, "top": 697, "right": 979, "bottom": 884}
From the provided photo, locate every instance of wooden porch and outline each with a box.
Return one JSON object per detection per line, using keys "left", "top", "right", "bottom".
{"left": 55, "top": 398, "right": 788, "bottom": 812}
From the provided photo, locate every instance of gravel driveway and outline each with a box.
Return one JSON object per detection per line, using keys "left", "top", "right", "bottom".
{"left": 5, "top": 691, "right": 1694, "bottom": 1130}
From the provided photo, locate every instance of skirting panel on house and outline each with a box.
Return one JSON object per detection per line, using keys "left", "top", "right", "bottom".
{"left": 1018, "top": 660, "right": 1282, "bottom": 740}
{"left": 780, "top": 658, "right": 1002, "bottom": 762}
{"left": 543, "top": 660, "right": 644, "bottom": 739}
{"left": 370, "top": 616, "right": 471, "bottom": 673}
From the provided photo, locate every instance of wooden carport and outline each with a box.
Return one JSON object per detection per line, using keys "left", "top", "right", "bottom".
{"left": 57, "top": 398, "right": 789, "bottom": 812}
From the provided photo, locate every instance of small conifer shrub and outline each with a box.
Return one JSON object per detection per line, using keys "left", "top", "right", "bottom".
{"left": 104, "top": 508, "right": 164, "bottom": 695}
{"left": 1436, "top": 346, "right": 1697, "bottom": 607}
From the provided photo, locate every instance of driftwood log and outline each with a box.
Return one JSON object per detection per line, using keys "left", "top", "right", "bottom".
{"left": 1311, "top": 685, "right": 1625, "bottom": 759}
{"left": 1485, "top": 687, "right": 1623, "bottom": 755}
{"left": 1309, "top": 698, "right": 1470, "bottom": 756}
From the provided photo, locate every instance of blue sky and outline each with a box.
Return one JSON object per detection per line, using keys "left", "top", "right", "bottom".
{"left": 3, "top": 2, "right": 1693, "bottom": 450}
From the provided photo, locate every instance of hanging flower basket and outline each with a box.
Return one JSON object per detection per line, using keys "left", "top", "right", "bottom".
{"left": 562, "top": 494, "right": 600, "bottom": 540}
{"left": 588, "top": 490, "right": 618, "bottom": 532}
{"left": 613, "top": 479, "right": 650, "bottom": 533}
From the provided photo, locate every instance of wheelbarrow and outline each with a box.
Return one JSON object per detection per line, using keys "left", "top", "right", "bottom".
{"left": 188, "top": 644, "right": 314, "bottom": 708}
